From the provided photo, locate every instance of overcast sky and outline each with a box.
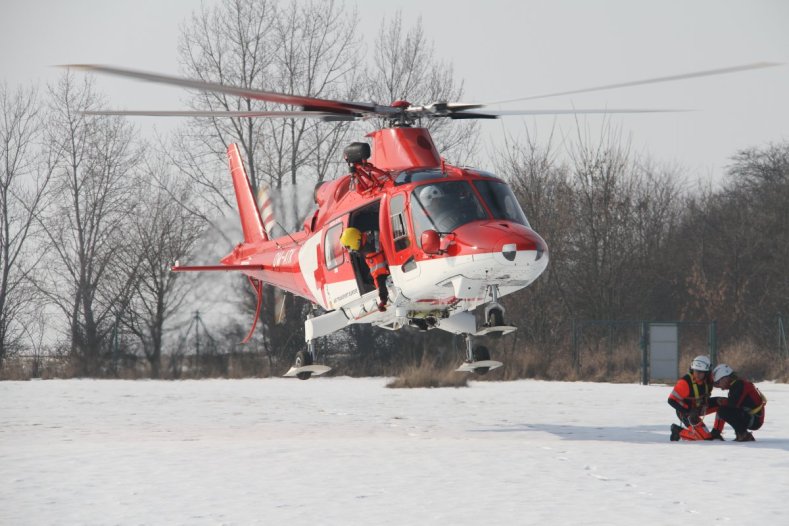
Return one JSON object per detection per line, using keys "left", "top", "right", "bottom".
{"left": 2, "top": 0, "right": 787, "bottom": 183}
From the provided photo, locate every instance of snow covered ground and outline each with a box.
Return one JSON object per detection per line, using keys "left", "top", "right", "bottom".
{"left": 1, "top": 378, "right": 787, "bottom": 525}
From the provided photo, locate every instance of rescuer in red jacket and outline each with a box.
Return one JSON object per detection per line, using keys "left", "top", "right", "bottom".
{"left": 667, "top": 355, "right": 723, "bottom": 441}
{"left": 710, "top": 364, "right": 767, "bottom": 442}
{"left": 340, "top": 227, "right": 390, "bottom": 312}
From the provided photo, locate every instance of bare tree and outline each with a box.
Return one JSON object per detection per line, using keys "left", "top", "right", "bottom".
{"left": 627, "top": 158, "right": 685, "bottom": 317}
{"left": 676, "top": 142, "right": 789, "bottom": 342}
{"left": 0, "top": 84, "right": 58, "bottom": 366}
{"left": 176, "top": 0, "right": 361, "bottom": 228}
{"left": 728, "top": 144, "right": 789, "bottom": 334}
{"left": 562, "top": 121, "right": 641, "bottom": 320}
{"left": 496, "top": 120, "right": 686, "bottom": 355}
{"left": 39, "top": 72, "right": 141, "bottom": 376}
{"left": 366, "top": 11, "right": 479, "bottom": 165}
{"left": 123, "top": 153, "right": 205, "bottom": 378}
{"left": 270, "top": 0, "right": 362, "bottom": 225}
{"left": 496, "top": 128, "right": 575, "bottom": 347}
{"left": 173, "top": 0, "right": 364, "bottom": 366}
{"left": 176, "top": 0, "right": 276, "bottom": 211}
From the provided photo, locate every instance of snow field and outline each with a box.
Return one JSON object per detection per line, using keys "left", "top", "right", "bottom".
{"left": 1, "top": 378, "right": 787, "bottom": 525}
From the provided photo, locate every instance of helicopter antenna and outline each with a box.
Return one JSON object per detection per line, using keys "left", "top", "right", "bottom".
{"left": 271, "top": 221, "right": 301, "bottom": 246}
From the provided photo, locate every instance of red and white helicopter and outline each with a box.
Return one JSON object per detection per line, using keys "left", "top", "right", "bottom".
{"left": 69, "top": 62, "right": 779, "bottom": 379}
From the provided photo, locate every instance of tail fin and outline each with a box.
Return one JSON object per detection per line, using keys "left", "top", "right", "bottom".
{"left": 227, "top": 144, "right": 267, "bottom": 243}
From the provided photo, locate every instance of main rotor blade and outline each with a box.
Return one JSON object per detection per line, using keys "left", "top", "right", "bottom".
{"left": 81, "top": 109, "right": 358, "bottom": 120}
{"left": 62, "top": 64, "right": 391, "bottom": 116}
{"left": 490, "top": 62, "right": 783, "bottom": 104}
{"left": 440, "top": 108, "right": 690, "bottom": 119}
{"left": 465, "top": 108, "right": 690, "bottom": 116}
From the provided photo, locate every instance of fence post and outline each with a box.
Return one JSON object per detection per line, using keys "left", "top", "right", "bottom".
{"left": 708, "top": 320, "right": 718, "bottom": 365}
{"left": 572, "top": 318, "right": 579, "bottom": 373}
{"left": 607, "top": 322, "right": 614, "bottom": 375}
{"left": 640, "top": 321, "right": 649, "bottom": 385}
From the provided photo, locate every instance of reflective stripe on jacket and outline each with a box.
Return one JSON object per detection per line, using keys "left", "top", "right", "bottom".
{"left": 668, "top": 373, "right": 711, "bottom": 411}
{"left": 365, "top": 251, "right": 389, "bottom": 279}
{"left": 730, "top": 379, "right": 766, "bottom": 421}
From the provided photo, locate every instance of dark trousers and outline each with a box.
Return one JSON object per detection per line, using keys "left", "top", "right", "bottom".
{"left": 375, "top": 275, "right": 389, "bottom": 304}
{"left": 716, "top": 406, "right": 763, "bottom": 435}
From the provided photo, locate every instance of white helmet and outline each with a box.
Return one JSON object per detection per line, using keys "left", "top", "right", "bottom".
{"left": 690, "top": 355, "right": 711, "bottom": 372}
{"left": 419, "top": 185, "right": 444, "bottom": 207}
{"left": 713, "top": 363, "right": 734, "bottom": 382}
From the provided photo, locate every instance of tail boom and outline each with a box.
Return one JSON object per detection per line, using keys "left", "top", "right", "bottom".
{"left": 172, "top": 264, "right": 266, "bottom": 272}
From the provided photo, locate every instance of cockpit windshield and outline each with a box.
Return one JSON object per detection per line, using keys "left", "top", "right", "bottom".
{"left": 411, "top": 181, "right": 487, "bottom": 234}
{"left": 473, "top": 180, "right": 530, "bottom": 227}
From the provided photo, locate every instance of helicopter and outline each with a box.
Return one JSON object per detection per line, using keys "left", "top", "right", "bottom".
{"left": 67, "top": 62, "right": 780, "bottom": 379}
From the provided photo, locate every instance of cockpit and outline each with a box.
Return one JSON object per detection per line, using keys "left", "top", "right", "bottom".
{"left": 412, "top": 181, "right": 487, "bottom": 233}
{"left": 410, "top": 179, "right": 530, "bottom": 240}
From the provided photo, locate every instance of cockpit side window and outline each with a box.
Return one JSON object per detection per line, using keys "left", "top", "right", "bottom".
{"left": 389, "top": 194, "right": 410, "bottom": 252}
{"left": 410, "top": 197, "right": 432, "bottom": 248}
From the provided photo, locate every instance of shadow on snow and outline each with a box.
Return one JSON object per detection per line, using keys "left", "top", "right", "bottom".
{"left": 470, "top": 423, "right": 789, "bottom": 451}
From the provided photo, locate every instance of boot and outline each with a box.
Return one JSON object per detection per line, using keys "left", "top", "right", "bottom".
{"left": 735, "top": 431, "right": 755, "bottom": 442}
{"left": 707, "top": 429, "right": 724, "bottom": 441}
{"left": 670, "top": 424, "right": 682, "bottom": 442}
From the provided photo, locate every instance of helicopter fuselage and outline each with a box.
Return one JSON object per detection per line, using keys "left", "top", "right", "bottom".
{"left": 218, "top": 128, "right": 548, "bottom": 336}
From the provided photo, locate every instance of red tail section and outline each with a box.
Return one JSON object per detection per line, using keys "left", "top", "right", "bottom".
{"left": 257, "top": 184, "right": 276, "bottom": 238}
{"left": 228, "top": 144, "right": 267, "bottom": 243}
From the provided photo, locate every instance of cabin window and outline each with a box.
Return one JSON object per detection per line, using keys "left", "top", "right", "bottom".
{"left": 473, "top": 180, "right": 530, "bottom": 227}
{"left": 324, "top": 222, "right": 345, "bottom": 270}
{"left": 390, "top": 194, "right": 410, "bottom": 252}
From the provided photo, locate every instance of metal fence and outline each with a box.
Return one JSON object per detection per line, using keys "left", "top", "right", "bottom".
{"left": 571, "top": 319, "right": 717, "bottom": 384}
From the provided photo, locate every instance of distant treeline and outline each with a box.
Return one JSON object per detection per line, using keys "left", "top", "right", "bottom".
{"left": 496, "top": 131, "right": 789, "bottom": 382}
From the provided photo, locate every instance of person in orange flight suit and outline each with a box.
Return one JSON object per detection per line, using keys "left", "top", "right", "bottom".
{"left": 667, "top": 355, "right": 724, "bottom": 441}
{"left": 340, "top": 227, "right": 390, "bottom": 312}
{"left": 710, "top": 364, "right": 767, "bottom": 442}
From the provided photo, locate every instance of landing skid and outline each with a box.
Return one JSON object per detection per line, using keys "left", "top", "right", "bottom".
{"left": 475, "top": 325, "right": 517, "bottom": 336}
{"left": 476, "top": 289, "right": 517, "bottom": 337}
{"left": 289, "top": 314, "right": 332, "bottom": 380}
{"left": 283, "top": 364, "right": 332, "bottom": 379}
{"left": 455, "top": 332, "right": 503, "bottom": 375}
{"left": 455, "top": 360, "right": 503, "bottom": 375}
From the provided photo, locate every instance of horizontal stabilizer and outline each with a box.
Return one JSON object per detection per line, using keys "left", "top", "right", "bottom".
{"left": 172, "top": 264, "right": 265, "bottom": 272}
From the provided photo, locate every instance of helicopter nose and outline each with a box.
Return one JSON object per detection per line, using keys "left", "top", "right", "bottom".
{"left": 452, "top": 221, "right": 548, "bottom": 262}
{"left": 494, "top": 225, "right": 547, "bottom": 266}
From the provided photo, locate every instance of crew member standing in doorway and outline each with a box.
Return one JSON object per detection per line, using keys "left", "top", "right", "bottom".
{"left": 340, "top": 227, "right": 390, "bottom": 312}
